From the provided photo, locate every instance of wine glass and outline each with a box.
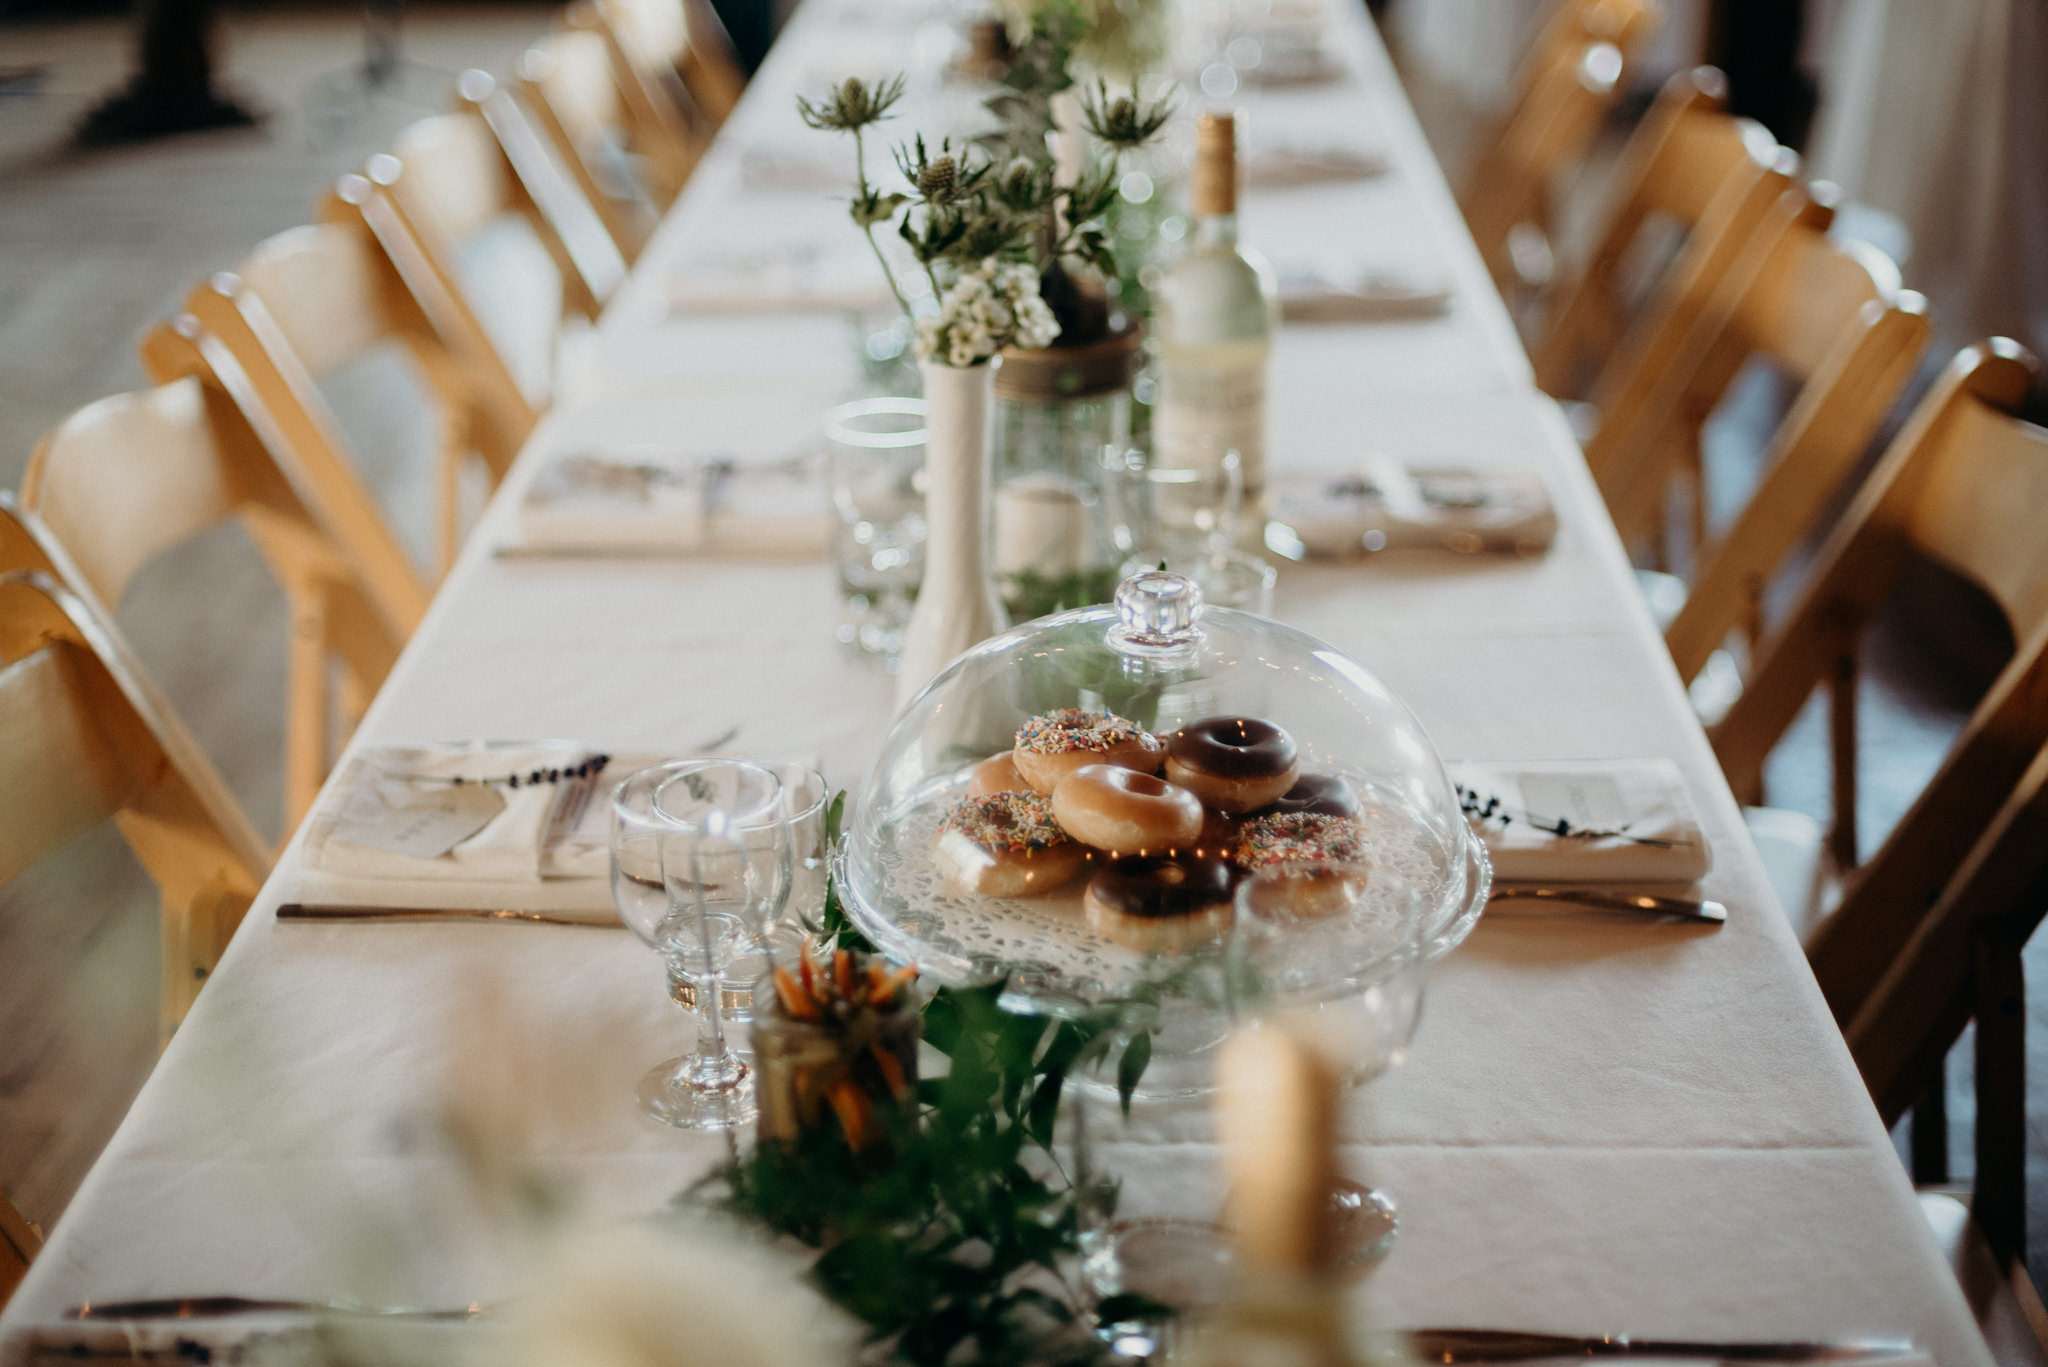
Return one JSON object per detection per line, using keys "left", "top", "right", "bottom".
{"left": 1228, "top": 861, "right": 1429, "bottom": 1265}
{"left": 609, "top": 760, "right": 784, "bottom": 1129}
{"left": 648, "top": 760, "right": 794, "bottom": 1131}
{"left": 666, "top": 763, "right": 829, "bottom": 1021}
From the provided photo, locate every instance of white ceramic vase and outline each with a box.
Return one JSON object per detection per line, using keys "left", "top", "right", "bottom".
{"left": 895, "top": 358, "right": 1010, "bottom": 710}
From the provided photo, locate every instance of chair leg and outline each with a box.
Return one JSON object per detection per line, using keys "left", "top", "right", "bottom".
{"left": 1973, "top": 923, "right": 2026, "bottom": 1263}
{"left": 1911, "top": 1068, "right": 1950, "bottom": 1186}
{"left": 285, "top": 596, "right": 332, "bottom": 832}
{"left": 1827, "top": 640, "right": 1860, "bottom": 874}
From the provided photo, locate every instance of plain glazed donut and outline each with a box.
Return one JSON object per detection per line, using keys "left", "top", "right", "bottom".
{"left": 968, "top": 751, "right": 1028, "bottom": 796}
{"left": 1239, "top": 859, "right": 1371, "bottom": 922}
{"left": 1165, "top": 716, "right": 1301, "bottom": 813}
{"left": 1050, "top": 764, "right": 1204, "bottom": 854}
{"left": 1084, "top": 854, "right": 1238, "bottom": 954}
{"left": 1013, "top": 708, "right": 1166, "bottom": 795}
{"left": 935, "top": 792, "right": 1088, "bottom": 897}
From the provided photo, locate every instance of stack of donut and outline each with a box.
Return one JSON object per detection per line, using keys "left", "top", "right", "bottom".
{"left": 933, "top": 707, "right": 1370, "bottom": 954}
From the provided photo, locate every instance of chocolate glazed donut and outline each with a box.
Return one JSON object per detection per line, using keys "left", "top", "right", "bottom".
{"left": 1165, "top": 716, "right": 1302, "bottom": 813}
{"left": 1265, "top": 773, "right": 1359, "bottom": 819}
{"left": 1084, "top": 853, "right": 1238, "bottom": 954}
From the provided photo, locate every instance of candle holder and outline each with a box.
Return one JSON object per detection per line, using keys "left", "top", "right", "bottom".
{"left": 992, "top": 320, "right": 1145, "bottom": 623}
{"left": 750, "top": 951, "right": 920, "bottom": 1156}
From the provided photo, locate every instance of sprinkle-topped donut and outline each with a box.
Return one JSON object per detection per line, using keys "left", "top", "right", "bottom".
{"left": 1012, "top": 708, "right": 1166, "bottom": 794}
{"left": 936, "top": 792, "right": 1087, "bottom": 897}
{"left": 1165, "top": 716, "right": 1302, "bottom": 813}
{"left": 1236, "top": 811, "right": 1369, "bottom": 869}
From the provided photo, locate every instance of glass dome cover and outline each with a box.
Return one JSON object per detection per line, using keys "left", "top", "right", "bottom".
{"left": 837, "top": 571, "right": 1489, "bottom": 1014}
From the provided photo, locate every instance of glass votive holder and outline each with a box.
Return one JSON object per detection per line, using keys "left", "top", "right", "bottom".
{"left": 825, "top": 397, "right": 927, "bottom": 666}
{"left": 750, "top": 966, "right": 920, "bottom": 1157}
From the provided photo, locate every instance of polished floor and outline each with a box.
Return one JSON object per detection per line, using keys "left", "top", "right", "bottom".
{"left": 0, "top": 0, "right": 2039, "bottom": 1282}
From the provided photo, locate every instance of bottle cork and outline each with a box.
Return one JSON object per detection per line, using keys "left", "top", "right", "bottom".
{"left": 1193, "top": 109, "right": 1240, "bottom": 219}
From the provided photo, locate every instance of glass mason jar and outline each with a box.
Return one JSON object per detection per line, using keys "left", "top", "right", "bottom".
{"left": 991, "top": 320, "right": 1145, "bottom": 623}
{"left": 750, "top": 975, "right": 920, "bottom": 1156}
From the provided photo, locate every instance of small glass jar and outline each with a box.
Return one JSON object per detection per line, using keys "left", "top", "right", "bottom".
{"left": 750, "top": 977, "right": 920, "bottom": 1155}
{"left": 991, "top": 322, "right": 1146, "bottom": 622}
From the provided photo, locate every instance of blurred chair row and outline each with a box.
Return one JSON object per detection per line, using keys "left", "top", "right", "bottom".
{"left": 0, "top": 0, "right": 746, "bottom": 1035}
{"left": 1460, "top": 0, "right": 2048, "bottom": 1321}
{"left": 0, "top": 0, "right": 750, "bottom": 1288}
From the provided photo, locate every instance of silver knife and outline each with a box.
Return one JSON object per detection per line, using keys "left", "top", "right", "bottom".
{"left": 1487, "top": 887, "right": 1728, "bottom": 924}
{"left": 1407, "top": 1329, "right": 1916, "bottom": 1362}
{"left": 67, "top": 1296, "right": 487, "bottom": 1321}
{"left": 276, "top": 903, "right": 619, "bottom": 928}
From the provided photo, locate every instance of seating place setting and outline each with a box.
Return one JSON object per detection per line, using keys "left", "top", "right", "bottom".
{"left": 2, "top": 0, "right": 2046, "bottom": 1363}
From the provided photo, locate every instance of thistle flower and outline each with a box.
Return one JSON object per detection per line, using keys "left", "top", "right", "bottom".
{"left": 795, "top": 73, "right": 905, "bottom": 133}
{"left": 917, "top": 154, "right": 958, "bottom": 202}
{"left": 1079, "top": 79, "right": 1174, "bottom": 148}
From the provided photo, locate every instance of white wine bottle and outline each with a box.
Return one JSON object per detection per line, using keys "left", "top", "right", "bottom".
{"left": 1152, "top": 109, "right": 1280, "bottom": 539}
{"left": 1173, "top": 1028, "right": 1412, "bottom": 1367}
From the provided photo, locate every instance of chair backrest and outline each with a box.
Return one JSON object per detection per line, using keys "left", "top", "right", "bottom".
{"left": 571, "top": 0, "right": 701, "bottom": 207}
{"left": 1709, "top": 339, "right": 2047, "bottom": 992}
{"left": 24, "top": 344, "right": 411, "bottom": 826}
{"left": 21, "top": 378, "right": 240, "bottom": 609}
{"left": 1590, "top": 185, "right": 1930, "bottom": 680}
{"left": 0, "top": 568, "right": 267, "bottom": 1035}
{"left": 1461, "top": 39, "right": 1633, "bottom": 293}
{"left": 1532, "top": 67, "right": 1795, "bottom": 399}
{"left": 600, "top": 0, "right": 745, "bottom": 129}
{"left": 520, "top": 27, "right": 660, "bottom": 261}
{"left": 189, "top": 218, "right": 522, "bottom": 575}
{"left": 452, "top": 68, "right": 628, "bottom": 315}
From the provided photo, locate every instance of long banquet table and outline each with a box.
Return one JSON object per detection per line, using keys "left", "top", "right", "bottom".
{"left": 0, "top": 1, "right": 1995, "bottom": 1361}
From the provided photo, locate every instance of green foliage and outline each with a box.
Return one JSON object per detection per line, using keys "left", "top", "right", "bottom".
{"left": 1000, "top": 564, "right": 1124, "bottom": 622}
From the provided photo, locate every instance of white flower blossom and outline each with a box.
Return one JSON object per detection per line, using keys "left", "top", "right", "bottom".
{"left": 916, "top": 257, "right": 1062, "bottom": 366}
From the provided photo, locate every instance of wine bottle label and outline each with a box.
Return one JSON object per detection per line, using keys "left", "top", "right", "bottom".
{"left": 1153, "top": 358, "right": 1267, "bottom": 497}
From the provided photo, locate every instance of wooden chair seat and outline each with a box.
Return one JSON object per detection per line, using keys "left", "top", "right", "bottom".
{"left": 0, "top": 567, "right": 268, "bottom": 1042}
{"left": 1709, "top": 339, "right": 2048, "bottom": 1257}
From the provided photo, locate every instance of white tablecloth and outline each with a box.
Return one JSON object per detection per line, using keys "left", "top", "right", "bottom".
{"left": 0, "top": 0, "right": 1991, "bottom": 1362}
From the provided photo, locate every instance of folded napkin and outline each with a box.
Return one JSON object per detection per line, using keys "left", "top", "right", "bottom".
{"left": 508, "top": 449, "right": 829, "bottom": 558}
{"left": 1449, "top": 758, "right": 1711, "bottom": 884}
{"left": 295, "top": 745, "right": 641, "bottom": 918}
{"left": 1244, "top": 142, "right": 1389, "bottom": 188}
{"left": 1278, "top": 267, "right": 1453, "bottom": 323}
{"left": 1265, "top": 460, "right": 1557, "bottom": 559}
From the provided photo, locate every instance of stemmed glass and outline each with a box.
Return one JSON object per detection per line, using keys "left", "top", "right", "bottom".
{"left": 1228, "top": 861, "right": 1428, "bottom": 1264}
{"left": 1115, "top": 450, "right": 1277, "bottom": 613}
{"left": 609, "top": 759, "right": 789, "bottom": 1130}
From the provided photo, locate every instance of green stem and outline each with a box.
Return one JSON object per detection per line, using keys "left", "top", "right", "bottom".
{"left": 853, "top": 127, "right": 914, "bottom": 321}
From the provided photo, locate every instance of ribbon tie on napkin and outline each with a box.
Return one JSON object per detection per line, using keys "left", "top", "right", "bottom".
{"left": 1449, "top": 758, "right": 1711, "bottom": 884}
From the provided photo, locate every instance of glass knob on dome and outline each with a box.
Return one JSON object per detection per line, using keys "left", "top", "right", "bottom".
{"left": 1109, "top": 570, "right": 1205, "bottom": 657}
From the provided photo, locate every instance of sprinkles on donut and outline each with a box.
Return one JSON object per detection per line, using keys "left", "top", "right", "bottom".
{"left": 1236, "top": 810, "right": 1369, "bottom": 869}
{"left": 1012, "top": 707, "right": 1166, "bottom": 794}
{"left": 935, "top": 792, "right": 1088, "bottom": 897}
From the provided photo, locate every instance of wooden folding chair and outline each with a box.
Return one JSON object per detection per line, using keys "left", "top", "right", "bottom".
{"left": 1710, "top": 339, "right": 2048, "bottom": 1264}
{"left": 567, "top": 0, "right": 702, "bottom": 208}
{"left": 24, "top": 327, "right": 412, "bottom": 829}
{"left": 182, "top": 216, "right": 525, "bottom": 577}
{"left": 1461, "top": 0, "right": 1661, "bottom": 295}
{"left": 1531, "top": 67, "right": 1798, "bottom": 402}
{"left": 0, "top": 568, "right": 268, "bottom": 1042}
{"left": 1590, "top": 184, "right": 1930, "bottom": 678}
{"left": 518, "top": 27, "right": 662, "bottom": 263}
{"left": 392, "top": 72, "right": 628, "bottom": 339}
{"left": 1, "top": 1185, "right": 39, "bottom": 1310}
{"left": 595, "top": 0, "right": 745, "bottom": 136}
